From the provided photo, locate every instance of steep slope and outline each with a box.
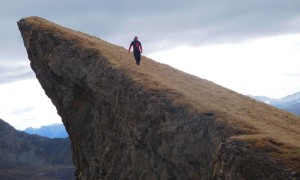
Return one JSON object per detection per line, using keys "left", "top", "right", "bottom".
{"left": 0, "top": 118, "right": 75, "bottom": 179}
{"left": 18, "top": 16, "right": 300, "bottom": 179}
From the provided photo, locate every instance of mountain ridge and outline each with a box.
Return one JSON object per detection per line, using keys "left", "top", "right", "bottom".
{"left": 18, "top": 16, "right": 300, "bottom": 179}
{"left": 0, "top": 118, "right": 74, "bottom": 179}
{"left": 251, "top": 92, "right": 300, "bottom": 115}
{"left": 24, "top": 123, "right": 68, "bottom": 138}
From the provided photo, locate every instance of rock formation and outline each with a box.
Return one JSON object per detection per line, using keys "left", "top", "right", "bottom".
{"left": 18, "top": 17, "right": 300, "bottom": 179}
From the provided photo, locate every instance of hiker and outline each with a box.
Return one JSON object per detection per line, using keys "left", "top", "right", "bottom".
{"left": 128, "top": 36, "right": 143, "bottom": 65}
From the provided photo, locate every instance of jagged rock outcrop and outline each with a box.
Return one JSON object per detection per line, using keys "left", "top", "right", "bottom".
{"left": 18, "top": 17, "right": 300, "bottom": 179}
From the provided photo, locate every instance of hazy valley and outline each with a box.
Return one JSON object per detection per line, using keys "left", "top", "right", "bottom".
{"left": 0, "top": 118, "right": 74, "bottom": 180}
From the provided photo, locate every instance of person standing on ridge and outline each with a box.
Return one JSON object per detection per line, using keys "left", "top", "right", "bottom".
{"left": 128, "top": 36, "right": 143, "bottom": 65}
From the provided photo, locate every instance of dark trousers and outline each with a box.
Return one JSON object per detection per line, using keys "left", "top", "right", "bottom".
{"left": 133, "top": 51, "right": 141, "bottom": 65}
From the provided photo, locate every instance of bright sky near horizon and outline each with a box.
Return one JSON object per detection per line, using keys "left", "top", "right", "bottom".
{"left": 1, "top": 0, "right": 300, "bottom": 130}
{"left": 149, "top": 34, "right": 300, "bottom": 99}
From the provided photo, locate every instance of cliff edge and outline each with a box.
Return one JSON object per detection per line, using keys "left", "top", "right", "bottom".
{"left": 18, "top": 17, "right": 300, "bottom": 179}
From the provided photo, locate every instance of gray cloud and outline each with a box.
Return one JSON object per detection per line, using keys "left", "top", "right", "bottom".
{"left": 5, "top": 0, "right": 300, "bottom": 48}
{"left": 0, "top": 61, "right": 35, "bottom": 84}
{"left": 0, "top": 0, "right": 300, "bottom": 83}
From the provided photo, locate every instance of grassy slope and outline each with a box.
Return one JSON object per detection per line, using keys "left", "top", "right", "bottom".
{"left": 22, "top": 17, "right": 300, "bottom": 170}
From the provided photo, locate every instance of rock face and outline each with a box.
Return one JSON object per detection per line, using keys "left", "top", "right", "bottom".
{"left": 18, "top": 17, "right": 300, "bottom": 179}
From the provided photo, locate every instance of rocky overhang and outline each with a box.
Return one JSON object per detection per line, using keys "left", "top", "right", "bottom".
{"left": 18, "top": 16, "right": 300, "bottom": 179}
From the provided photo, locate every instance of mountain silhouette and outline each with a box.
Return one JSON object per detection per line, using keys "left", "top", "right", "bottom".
{"left": 24, "top": 123, "right": 68, "bottom": 138}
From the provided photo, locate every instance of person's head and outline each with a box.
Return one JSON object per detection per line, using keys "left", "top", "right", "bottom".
{"left": 134, "top": 36, "right": 138, "bottom": 41}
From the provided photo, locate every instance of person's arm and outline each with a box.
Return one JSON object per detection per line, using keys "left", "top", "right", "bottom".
{"left": 128, "top": 43, "right": 132, "bottom": 53}
{"left": 140, "top": 43, "right": 143, "bottom": 54}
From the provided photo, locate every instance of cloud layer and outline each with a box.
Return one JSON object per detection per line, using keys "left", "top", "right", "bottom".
{"left": 4, "top": 1, "right": 300, "bottom": 48}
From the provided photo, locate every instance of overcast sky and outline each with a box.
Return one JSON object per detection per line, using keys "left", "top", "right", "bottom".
{"left": 1, "top": 0, "right": 300, "bottom": 130}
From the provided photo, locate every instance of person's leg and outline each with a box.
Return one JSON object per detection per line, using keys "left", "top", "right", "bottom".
{"left": 136, "top": 52, "right": 141, "bottom": 65}
{"left": 134, "top": 51, "right": 141, "bottom": 65}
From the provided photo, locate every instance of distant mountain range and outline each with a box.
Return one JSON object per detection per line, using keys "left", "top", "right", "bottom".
{"left": 250, "top": 92, "right": 300, "bottom": 116}
{"left": 0, "top": 118, "right": 75, "bottom": 179}
{"left": 24, "top": 123, "right": 68, "bottom": 138}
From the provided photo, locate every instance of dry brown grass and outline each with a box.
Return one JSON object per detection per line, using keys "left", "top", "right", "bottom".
{"left": 22, "top": 17, "right": 300, "bottom": 170}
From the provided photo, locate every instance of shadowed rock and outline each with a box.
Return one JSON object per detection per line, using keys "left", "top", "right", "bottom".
{"left": 18, "top": 16, "right": 300, "bottom": 179}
